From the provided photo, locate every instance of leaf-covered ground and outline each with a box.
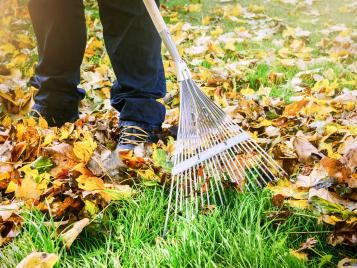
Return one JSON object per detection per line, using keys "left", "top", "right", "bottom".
{"left": 0, "top": 0, "right": 356, "bottom": 267}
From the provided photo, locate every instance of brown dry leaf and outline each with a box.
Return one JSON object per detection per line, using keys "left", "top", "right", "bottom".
{"left": 296, "top": 237, "right": 318, "bottom": 252}
{"left": 272, "top": 194, "right": 285, "bottom": 207}
{"left": 296, "top": 165, "right": 329, "bottom": 188}
{"left": 283, "top": 100, "right": 309, "bottom": 116}
{"left": 293, "top": 132, "right": 324, "bottom": 163}
{"left": 16, "top": 252, "right": 59, "bottom": 268}
{"left": 43, "top": 143, "right": 79, "bottom": 177}
{"left": 11, "top": 141, "right": 27, "bottom": 162}
{"left": 0, "top": 201, "right": 23, "bottom": 220}
{"left": 60, "top": 218, "right": 90, "bottom": 249}
{"left": 320, "top": 157, "right": 350, "bottom": 183}
{"left": 119, "top": 150, "right": 146, "bottom": 169}
{"left": 328, "top": 219, "right": 357, "bottom": 247}
{"left": 341, "top": 139, "right": 357, "bottom": 172}
{"left": 53, "top": 196, "right": 83, "bottom": 218}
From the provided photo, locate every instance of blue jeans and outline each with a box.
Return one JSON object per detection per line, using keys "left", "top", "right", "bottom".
{"left": 28, "top": 0, "right": 166, "bottom": 130}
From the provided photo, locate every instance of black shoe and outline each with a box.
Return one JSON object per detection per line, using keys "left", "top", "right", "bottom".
{"left": 116, "top": 125, "right": 160, "bottom": 151}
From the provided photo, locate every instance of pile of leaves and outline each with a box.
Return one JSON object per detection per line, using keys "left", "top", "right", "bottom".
{"left": 0, "top": 0, "right": 356, "bottom": 265}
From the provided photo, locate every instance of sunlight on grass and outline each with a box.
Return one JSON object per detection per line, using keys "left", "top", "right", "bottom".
{"left": 1, "top": 188, "right": 342, "bottom": 267}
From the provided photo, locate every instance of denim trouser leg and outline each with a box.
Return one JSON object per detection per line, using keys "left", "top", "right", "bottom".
{"left": 28, "top": 0, "right": 86, "bottom": 126}
{"left": 98, "top": 0, "right": 166, "bottom": 131}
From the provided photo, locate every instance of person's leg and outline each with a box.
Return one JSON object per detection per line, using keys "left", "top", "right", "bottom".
{"left": 98, "top": 0, "right": 166, "bottom": 133}
{"left": 28, "top": 0, "right": 87, "bottom": 126}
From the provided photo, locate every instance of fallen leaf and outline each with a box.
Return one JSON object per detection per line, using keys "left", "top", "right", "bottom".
{"left": 290, "top": 249, "right": 308, "bottom": 261}
{"left": 284, "top": 100, "right": 309, "bottom": 116}
{"left": 60, "top": 218, "right": 90, "bottom": 249}
{"left": 73, "top": 132, "right": 97, "bottom": 163}
{"left": 272, "top": 194, "right": 285, "bottom": 207}
{"left": 76, "top": 175, "right": 105, "bottom": 191}
{"left": 296, "top": 165, "right": 329, "bottom": 188}
{"left": 16, "top": 252, "right": 59, "bottom": 268}
{"left": 296, "top": 237, "right": 318, "bottom": 252}
{"left": 341, "top": 139, "right": 357, "bottom": 172}
{"left": 293, "top": 132, "right": 324, "bottom": 163}
{"left": 0, "top": 202, "right": 23, "bottom": 220}
{"left": 337, "top": 258, "right": 357, "bottom": 268}
{"left": 320, "top": 157, "right": 350, "bottom": 183}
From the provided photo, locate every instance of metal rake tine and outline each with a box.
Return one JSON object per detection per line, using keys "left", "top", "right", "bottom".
{"left": 188, "top": 83, "right": 276, "bottom": 188}
{"left": 191, "top": 82, "right": 284, "bottom": 180}
{"left": 186, "top": 89, "right": 229, "bottom": 205}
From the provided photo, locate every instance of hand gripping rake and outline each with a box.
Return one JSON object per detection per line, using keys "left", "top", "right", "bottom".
{"left": 143, "top": 0, "right": 285, "bottom": 236}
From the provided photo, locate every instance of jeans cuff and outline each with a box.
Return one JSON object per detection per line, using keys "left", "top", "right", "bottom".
{"left": 33, "top": 104, "right": 79, "bottom": 125}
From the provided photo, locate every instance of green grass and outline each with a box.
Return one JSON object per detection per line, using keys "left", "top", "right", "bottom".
{"left": 1, "top": 187, "right": 346, "bottom": 268}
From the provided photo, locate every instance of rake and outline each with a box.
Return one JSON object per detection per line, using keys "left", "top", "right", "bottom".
{"left": 143, "top": 0, "right": 285, "bottom": 236}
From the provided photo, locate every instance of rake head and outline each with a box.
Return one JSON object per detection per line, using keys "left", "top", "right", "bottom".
{"left": 140, "top": 0, "right": 285, "bottom": 237}
{"left": 163, "top": 71, "right": 286, "bottom": 236}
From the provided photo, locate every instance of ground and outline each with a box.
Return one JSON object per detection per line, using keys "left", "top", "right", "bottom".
{"left": 0, "top": 0, "right": 356, "bottom": 267}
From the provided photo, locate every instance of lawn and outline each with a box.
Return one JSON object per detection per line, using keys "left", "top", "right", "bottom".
{"left": 0, "top": 0, "right": 356, "bottom": 267}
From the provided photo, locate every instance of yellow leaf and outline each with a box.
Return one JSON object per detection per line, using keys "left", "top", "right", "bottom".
{"left": 39, "top": 117, "right": 48, "bottom": 129}
{"left": 73, "top": 132, "right": 97, "bottom": 163}
{"left": 319, "top": 142, "right": 341, "bottom": 159}
{"left": 16, "top": 165, "right": 50, "bottom": 200}
{"left": 231, "top": 6, "right": 241, "bottom": 16}
{"left": 248, "top": 4, "right": 264, "bottom": 13}
{"left": 25, "top": 117, "right": 37, "bottom": 127}
{"left": 2, "top": 116, "right": 12, "bottom": 128}
{"left": 211, "top": 27, "right": 223, "bottom": 38}
{"left": 324, "top": 124, "right": 338, "bottom": 136}
{"left": 224, "top": 41, "right": 236, "bottom": 51}
{"left": 290, "top": 250, "right": 308, "bottom": 261}
{"left": 0, "top": 172, "right": 9, "bottom": 181}
{"left": 240, "top": 88, "right": 255, "bottom": 98}
{"left": 285, "top": 200, "right": 309, "bottom": 209}
{"left": 202, "top": 16, "right": 210, "bottom": 25}
{"left": 0, "top": 43, "right": 16, "bottom": 54}
{"left": 5, "top": 180, "right": 17, "bottom": 193}
{"left": 59, "top": 123, "right": 74, "bottom": 140}
{"left": 16, "top": 123, "right": 26, "bottom": 141}
{"left": 268, "top": 179, "right": 309, "bottom": 200}
{"left": 16, "top": 252, "right": 59, "bottom": 268}
{"left": 188, "top": 4, "right": 201, "bottom": 13}
{"left": 42, "top": 133, "right": 55, "bottom": 147}
{"left": 84, "top": 200, "right": 99, "bottom": 216}
{"left": 319, "top": 214, "right": 343, "bottom": 225}
{"left": 76, "top": 175, "right": 104, "bottom": 191}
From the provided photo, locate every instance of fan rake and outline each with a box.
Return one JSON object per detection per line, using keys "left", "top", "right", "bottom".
{"left": 142, "top": 0, "right": 285, "bottom": 237}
